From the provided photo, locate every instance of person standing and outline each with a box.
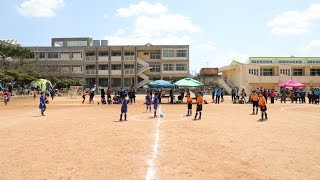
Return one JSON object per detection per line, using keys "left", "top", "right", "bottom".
{"left": 120, "top": 95, "right": 128, "bottom": 121}
{"left": 107, "top": 87, "right": 112, "bottom": 101}
{"left": 153, "top": 93, "right": 159, "bottom": 118}
{"left": 50, "top": 89, "right": 55, "bottom": 100}
{"left": 186, "top": 93, "right": 193, "bottom": 116}
{"left": 314, "top": 88, "right": 320, "bottom": 104}
{"left": 2, "top": 90, "right": 9, "bottom": 106}
{"left": 269, "top": 89, "right": 275, "bottom": 104}
{"left": 300, "top": 88, "right": 306, "bottom": 104}
{"left": 250, "top": 90, "right": 259, "bottom": 115}
{"left": 169, "top": 88, "right": 174, "bottom": 104}
{"left": 308, "top": 89, "right": 313, "bottom": 104}
{"left": 258, "top": 92, "right": 268, "bottom": 121}
{"left": 158, "top": 89, "right": 161, "bottom": 104}
{"left": 146, "top": 93, "right": 152, "bottom": 112}
{"left": 280, "top": 88, "right": 287, "bottom": 103}
{"left": 231, "top": 88, "right": 236, "bottom": 102}
{"left": 221, "top": 88, "right": 224, "bottom": 102}
{"left": 211, "top": 87, "right": 216, "bottom": 103}
{"left": 194, "top": 92, "right": 203, "bottom": 120}
{"left": 39, "top": 92, "right": 46, "bottom": 116}
{"left": 215, "top": 88, "right": 221, "bottom": 104}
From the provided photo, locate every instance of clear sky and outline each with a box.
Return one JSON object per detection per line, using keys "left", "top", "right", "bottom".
{"left": 1, "top": 0, "right": 320, "bottom": 73}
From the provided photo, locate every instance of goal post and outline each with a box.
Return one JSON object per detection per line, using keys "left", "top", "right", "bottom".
{"left": 68, "top": 86, "right": 83, "bottom": 99}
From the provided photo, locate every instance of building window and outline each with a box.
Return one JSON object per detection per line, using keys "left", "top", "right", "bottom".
{"left": 150, "top": 64, "right": 161, "bottom": 72}
{"left": 176, "top": 64, "right": 187, "bottom": 71}
{"left": 163, "top": 64, "right": 174, "bottom": 71}
{"left": 163, "top": 50, "right": 175, "bottom": 57}
{"left": 39, "top": 52, "right": 46, "bottom": 59}
{"left": 124, "top": 52, "right": 134, "bottom": 56}
{"left": 310, "top": 69, "right": 320, "bottom": 76}
{"left": 99, "top": 51, "right": 108, "bottom": 56}
{"left": 249, "top": 69, "right": 259, "bottom": 75}
{"left": 112, "top": 51, "right": 121, "bottom": 56}
{"left": 293, "top": 69, "right": 303, "bottom": 76}
{"left": 176, "top": 50, "right": 187, "bottom": 57}
{"left": 280, "top": 69, "right": 290, "bottom": 75}
{"left": 124, "top": 65, "right": 134, "bottom": 69}
{"left": 48, "top": 52, "right": 59, "bottom": 59}
{"left": 143, "top": 52, "right": 149, "bottom": 55}
{"left": 99, "top": 65, "right": 108, "bottom": 70}
{"left": 261, "top": 69, "right": 273, "bottom": 76}
{"left": 86, "top": 52, "right": 95, "bottom": 56}
{"left": 111, "top": 64, "right": 122, "bottom": 70}
{"left": 150, "top": 52, "right": 161, "bottom": 59}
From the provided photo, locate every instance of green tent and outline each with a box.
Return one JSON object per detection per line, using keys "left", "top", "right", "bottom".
{"left": 174, "top": 78, "right": 204, "bottom": 87}
{"left": 31, "top": 79, "right": 53, "bottom": 92}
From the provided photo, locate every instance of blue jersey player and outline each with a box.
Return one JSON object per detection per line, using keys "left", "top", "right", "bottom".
{"left": 153, "top": 94, "right": 159, "bottom": 118}
{"left": 146, "top": 93, "right": 152, "bottom": 112}
{"left": 120, "top": 96, "right": 128, "bottom": 121}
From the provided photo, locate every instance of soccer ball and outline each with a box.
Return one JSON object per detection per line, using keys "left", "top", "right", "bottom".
{"left": 160, "top": 113, "right": 164, "bottom": 118}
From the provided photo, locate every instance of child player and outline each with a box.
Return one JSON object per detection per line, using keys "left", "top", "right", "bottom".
{"left": 186, "top": 93, "right": 192, "bottom": 116}
{"left": 120, "top": 95, "right": 128, "bottom": 121}
{"left": 153, "top": 93, "right": 159, "bottom": 117}
{"left": 39, "top": 92, "right": 46, "bottom": 116}
{"left": 258, "top": 92, "right": 268, "bottom": 121}
{"left": 82, "top": 91, "right": 88, "bottom": 104}
{"left": 194, "top": 92, "right": 203, "bottom": 120}
{"left": 250, "top": 90, "right": 259, "bottom": 115}
{"left": 146, "top": 93, "right": 152, "bottom": 112}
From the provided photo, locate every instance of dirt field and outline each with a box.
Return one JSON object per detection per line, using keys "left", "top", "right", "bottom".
{"left": 0, "top": 95, "right": 319, "bottom": 179}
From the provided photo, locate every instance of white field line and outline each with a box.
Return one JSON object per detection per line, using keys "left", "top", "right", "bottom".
{"left": 145, "top": 105, "right": 162, "bottom": 180}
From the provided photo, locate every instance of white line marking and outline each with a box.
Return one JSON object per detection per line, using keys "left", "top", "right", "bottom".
{"left": 145, "top": 105, "right": 162, "bottom": 180}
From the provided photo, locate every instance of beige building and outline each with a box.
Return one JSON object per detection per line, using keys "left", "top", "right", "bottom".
{"left": 25, "top": 38, "right": 189, "bottom": 89}
{"left": 219, "top": 57, "right": 320, "bottom": 94}
{"left": 195, "top": 68, "right": 221, "bottom": 87}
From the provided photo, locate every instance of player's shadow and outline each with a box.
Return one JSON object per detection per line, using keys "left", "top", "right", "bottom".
{"left": 30, "top": 115, "right": 44, "bottom": 118}
{"left": 257, "top": 119, "right": 267, "bottom": 122}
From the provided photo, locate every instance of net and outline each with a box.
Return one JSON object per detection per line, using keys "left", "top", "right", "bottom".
{"left": 68, "top": 86, "right": 83, "bottom": 99}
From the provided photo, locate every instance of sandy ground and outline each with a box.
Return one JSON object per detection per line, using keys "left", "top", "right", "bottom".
{"left": 0, "top": 95, "right": 319, "bottom": 179}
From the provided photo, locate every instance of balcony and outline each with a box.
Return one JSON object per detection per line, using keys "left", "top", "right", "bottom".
{"left": 124, "top": 69, "right": 134, "bottom": 75}
{"left": 98, "top": 56, "right": 108, "bottom": 62}
{"left": 124, "top": 56, "right": 134, "bottom": 61}
{"left": 86, "top": 56, "right": 96, "bottom": 61}
{"left": 111, "top": 56, "right": 121, "bottom": 61}
{"left": 111, "top": 70, "right": 122, "bottom": 75}
{"left": 85, "top": 70, "right": 96, "bottom": 75}
{"left": 98, "top": 70, "right": 109, "bottom": 75}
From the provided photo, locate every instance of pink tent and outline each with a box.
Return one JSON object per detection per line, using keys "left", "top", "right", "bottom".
{"left": 278, "top": 80, "right": 305, "bottom": 88}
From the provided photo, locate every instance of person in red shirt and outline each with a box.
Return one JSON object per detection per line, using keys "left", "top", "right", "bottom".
{"left": 82, "top": 91, "right": 88, "bottom": 104}
{"left": 2, "top": 90, "right": 9, "bottom": 106}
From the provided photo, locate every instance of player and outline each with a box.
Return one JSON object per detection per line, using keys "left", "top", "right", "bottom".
{"left": 2, "top": 90, "right": 9, "bottom": 106}
{"left": 193, "top": 92, "right": 203, "bottom": 120}
{"left": 120, "top": 95, "right": 128, "bottom": 121}
{"left": 258, "top": 92, "right": 268, "bottom": 121}
{"left": 82, "top": 91, "right": 88, "bottom": 104}
{"left": 186, "top": 93, "right": 192, "bottom": 116}
{"left": 250, "top": 90, "right": 259, "bottom": 115}
{"left": 146, "top": 93, "right": 152, "bottom": 112}
{"left": 153, "top": 93, "right": 159, "bottom": 117}
{"left": 39, "top": 92, "right": 46, "bottom": 116}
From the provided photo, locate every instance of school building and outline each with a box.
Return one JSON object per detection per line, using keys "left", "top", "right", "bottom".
{"left": 219, "top": 57, "right": 320, "bottom": 94}
{"left": 24, "top": 37, "right": 189, "bottom": 89}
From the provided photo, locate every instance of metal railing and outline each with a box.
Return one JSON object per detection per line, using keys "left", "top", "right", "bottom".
{"left": 85, "top": 56, "right": 96, "bottom": 61}
{"left": 85, "top": 70, "right": 96, "bottom": 74}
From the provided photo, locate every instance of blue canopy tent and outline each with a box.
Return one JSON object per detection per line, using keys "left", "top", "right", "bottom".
{"left": 148, "top": 80, "right": 174, "bottom": 89}
{"left": 0, "top": 84, "right": 3, "bottom": 91}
